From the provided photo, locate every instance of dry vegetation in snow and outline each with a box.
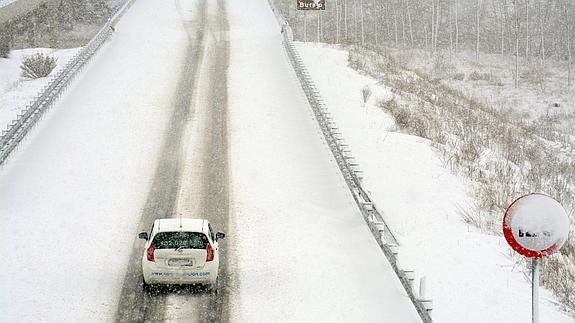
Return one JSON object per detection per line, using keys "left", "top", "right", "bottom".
{"left": 347, "top": 45, "right": 574, "bottom": 313}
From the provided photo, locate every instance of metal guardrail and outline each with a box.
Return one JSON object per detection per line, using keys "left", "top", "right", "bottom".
{"left": 0, "top": 0, "right": 136, "bottom": 165}
{"left": 268, "top": 2, "right": 433, "bottom": 322}
{"left": 0, "top": 0, "right": 17, "bottom": 8}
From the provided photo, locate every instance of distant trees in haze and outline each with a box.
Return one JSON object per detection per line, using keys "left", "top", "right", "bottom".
{"left": 0, "top": 0, "right": 112, "bottom": 56}
{"left": 276, "top": 0, "right": 574, "bottom": 86}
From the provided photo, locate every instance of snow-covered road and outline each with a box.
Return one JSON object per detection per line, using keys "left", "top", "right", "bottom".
{"left": 1, "top": 0, "right": 423, "bottom": 321}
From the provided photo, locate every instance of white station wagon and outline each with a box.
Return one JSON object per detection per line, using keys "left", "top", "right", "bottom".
{"left": 139, "top": 218, "right": 225, "bottom": 290}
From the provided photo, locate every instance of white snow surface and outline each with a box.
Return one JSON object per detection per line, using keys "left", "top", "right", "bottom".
{"left": 227, "top": 1, "right": 420, "bottom": 322}
{"left": 0, "top": 47, "right": 81, "bottom": 130}
{"left": 295, "top": 42, "right": 574, "bottom": 323}
{"left": 0, "top": 0, "right": 190, "bottom": 321}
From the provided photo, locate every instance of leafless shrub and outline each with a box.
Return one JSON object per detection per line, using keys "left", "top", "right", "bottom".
{"left": 348, "top": 46, "right": 402, "bottom": 76}
{"left": 488, "top": 76, "right": 504, "bottom": 86}
{"left": 379, "top": 98, "right": 409, "bottom": 129}
{"left": 349, "top": 46, "right": 575, "bottom": 312}
{"left": 361, "top": 85, "right": 372, "bottom": 107}
{"left": 457, "top": 205, "right": 499, "bottom": 233}
{"left": 541, "top": 252, "right": 575, "bottom": 313}
{"left": 469, "top": 71, "right": 492, "bottom": 81}
{"left": 406, "top": 112, "right": 430, "bottom": 139}
{"left": 378, "top": 97, "right": 399, "bottom": 112}
{"left": 432, "top": 53, "right": 455, "bottom": 80}
{"left": 452, "top": 73, "right": 465, "bottom": 81}
{"left": 20, "top": 53, "right": 57, "bottom": 79}
{"left": 521, "top": 64, "right": 550, "bottom": 90}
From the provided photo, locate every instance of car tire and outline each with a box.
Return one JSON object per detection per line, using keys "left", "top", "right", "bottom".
{"left": 206, "top": 279, "right": 219, "bottom": 294}
{"left": 142, "top": 278, "right": 153, "bottom": 294}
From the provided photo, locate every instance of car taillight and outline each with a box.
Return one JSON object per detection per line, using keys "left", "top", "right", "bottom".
{"left": 147, "top": 243, "right": 155, "bottom": 262}
{"left": 206, "top": 243, "right": 214, "bottom": 262}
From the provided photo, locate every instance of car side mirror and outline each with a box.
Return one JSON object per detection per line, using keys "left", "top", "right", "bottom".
{"left": 216, "top": 232, "right": 225, "bottom": 241}
{"left": 138, "top": 232, "right": 149, "bottom": 240}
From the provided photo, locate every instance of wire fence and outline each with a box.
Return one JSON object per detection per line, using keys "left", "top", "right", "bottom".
{"left": 268, "top": 1, "right": 433, "bottom": 322}
{"left": 0, "top": 0, "right": 135, "bottom": 165}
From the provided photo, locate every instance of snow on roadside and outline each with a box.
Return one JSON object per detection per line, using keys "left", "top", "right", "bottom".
{"left": 0, "top": 0, "right": 191, "bottom": 321}
{"left": 295, "top": 42, "right": 574, "bottom": 323}
{"left": 0, "top": 47, "right": 81, "bottom": 130}
{"left": 227, "top": 0, "right": 421, "bottom": 322}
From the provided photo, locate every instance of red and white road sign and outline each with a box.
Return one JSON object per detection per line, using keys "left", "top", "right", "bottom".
{"left": 503, "top": 193, "right": 570, "bottom": 258}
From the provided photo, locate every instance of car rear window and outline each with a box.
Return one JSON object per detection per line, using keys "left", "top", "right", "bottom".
{"left": 152, "top": 232, "right": 208, "bottom": 249}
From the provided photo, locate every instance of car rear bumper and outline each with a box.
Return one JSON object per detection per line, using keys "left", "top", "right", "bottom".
{"left": 142, "top": 261, "right": 218, "bottom": 285}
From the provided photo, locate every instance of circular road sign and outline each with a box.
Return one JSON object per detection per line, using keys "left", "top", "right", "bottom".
{"left": 503, "top": 193, "right": 570, "bottom": 258}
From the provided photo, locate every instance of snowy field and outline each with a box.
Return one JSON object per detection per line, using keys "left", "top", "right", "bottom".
{"left": 0, "top": 0, "right": 190, "bottom": 321}
{"left": 0, "top": 47, "right": 80, "bottom": 130}
{"left": 296, "top": 42, "right": 574, "bottom": 323}
{"left": 399, "top": 48, "right": 574, "bottom": 127}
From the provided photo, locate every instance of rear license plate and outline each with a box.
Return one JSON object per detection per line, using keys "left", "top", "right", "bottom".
{"left": 168, "top": 259, "right": 193, "bottom": 266}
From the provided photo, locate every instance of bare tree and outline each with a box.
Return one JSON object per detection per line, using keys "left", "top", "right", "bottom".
{"left": 401, "top": 3, "right": 406, "bottom": 48}
{"left": 476, "top": 0, "right": 481, "bottom": 61}
{"left": 406, "top": 0, "right": 414, "bottom": 47}
{"left": 353, "top": 0, "right": 358, "bottom": 44}
{"left": 449, "top": 0, "right": 454, "bottom": 52}
{"left": 434, "top": 0, "right": 441, "bottom": 53}
{"left": 513, "top": 0, "right": 521, "bottom": 88}
{"left": 393, "top": 2, "right": 399, "bottom": 46}
{"left": 304, "top": 10, "right": 307, "bottom": 42}
{"left": 500, "top": 0, "right": 508, "bottom": 56}
{"left": 538, "top": 0, "right": 545, "bottom": 66}
{"left": 344, "top": 0, "right": 348, "bottom": 42}
{"left": 455, "top": 0, "right": 459, "bottom": 54}
{"left": 563, "top": 0, "right": 572, "bottom": 85}
{"left": 374, "top": 1, "right": 379, "bottom": 46}
{"left": 525, "top": 0, "right": 530, "bottom": 65}
{"left": 317, "top": 11, "right": 320, "bottom": 42}
{"left": 360, "top": 0, "right": 365, "bottom": 46}
{"left": 335, "top": 0, "right": 340, "bottom": 43}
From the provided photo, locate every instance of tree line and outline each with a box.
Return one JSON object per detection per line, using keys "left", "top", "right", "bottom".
{"left": 1, "top": 0, "right": 112, "bottom": 57}
{"left": 276, "top": 0, "right": 574, "bottom": 86}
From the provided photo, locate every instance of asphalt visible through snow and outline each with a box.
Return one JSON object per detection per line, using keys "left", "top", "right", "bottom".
{"left": 114, "top": 0, "right": 231, "bottom": 321}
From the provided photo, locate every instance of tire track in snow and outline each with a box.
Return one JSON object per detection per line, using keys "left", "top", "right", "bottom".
{"left": 198, "top": 0, "right": 231, "bottom": 320}
{"left": 163, "top": 0, "right": 231, "bottom": 320}
{"left": 114, "top": 0, "right": 207, "bottom": 321}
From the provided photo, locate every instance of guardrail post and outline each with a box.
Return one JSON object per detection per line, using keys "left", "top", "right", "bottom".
{"left": 404, "top": 270, "right": 415, "bottom": 290}
{"left": 419, "top": 276, "right": 433, "bottom": 317}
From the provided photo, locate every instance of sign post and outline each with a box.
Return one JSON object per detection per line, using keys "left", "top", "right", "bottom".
{"left": 502, "top": 193, "right": 570, "bottom": 323}
{"left": 532, "top": 258, "right": 539, "bottom": 323}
